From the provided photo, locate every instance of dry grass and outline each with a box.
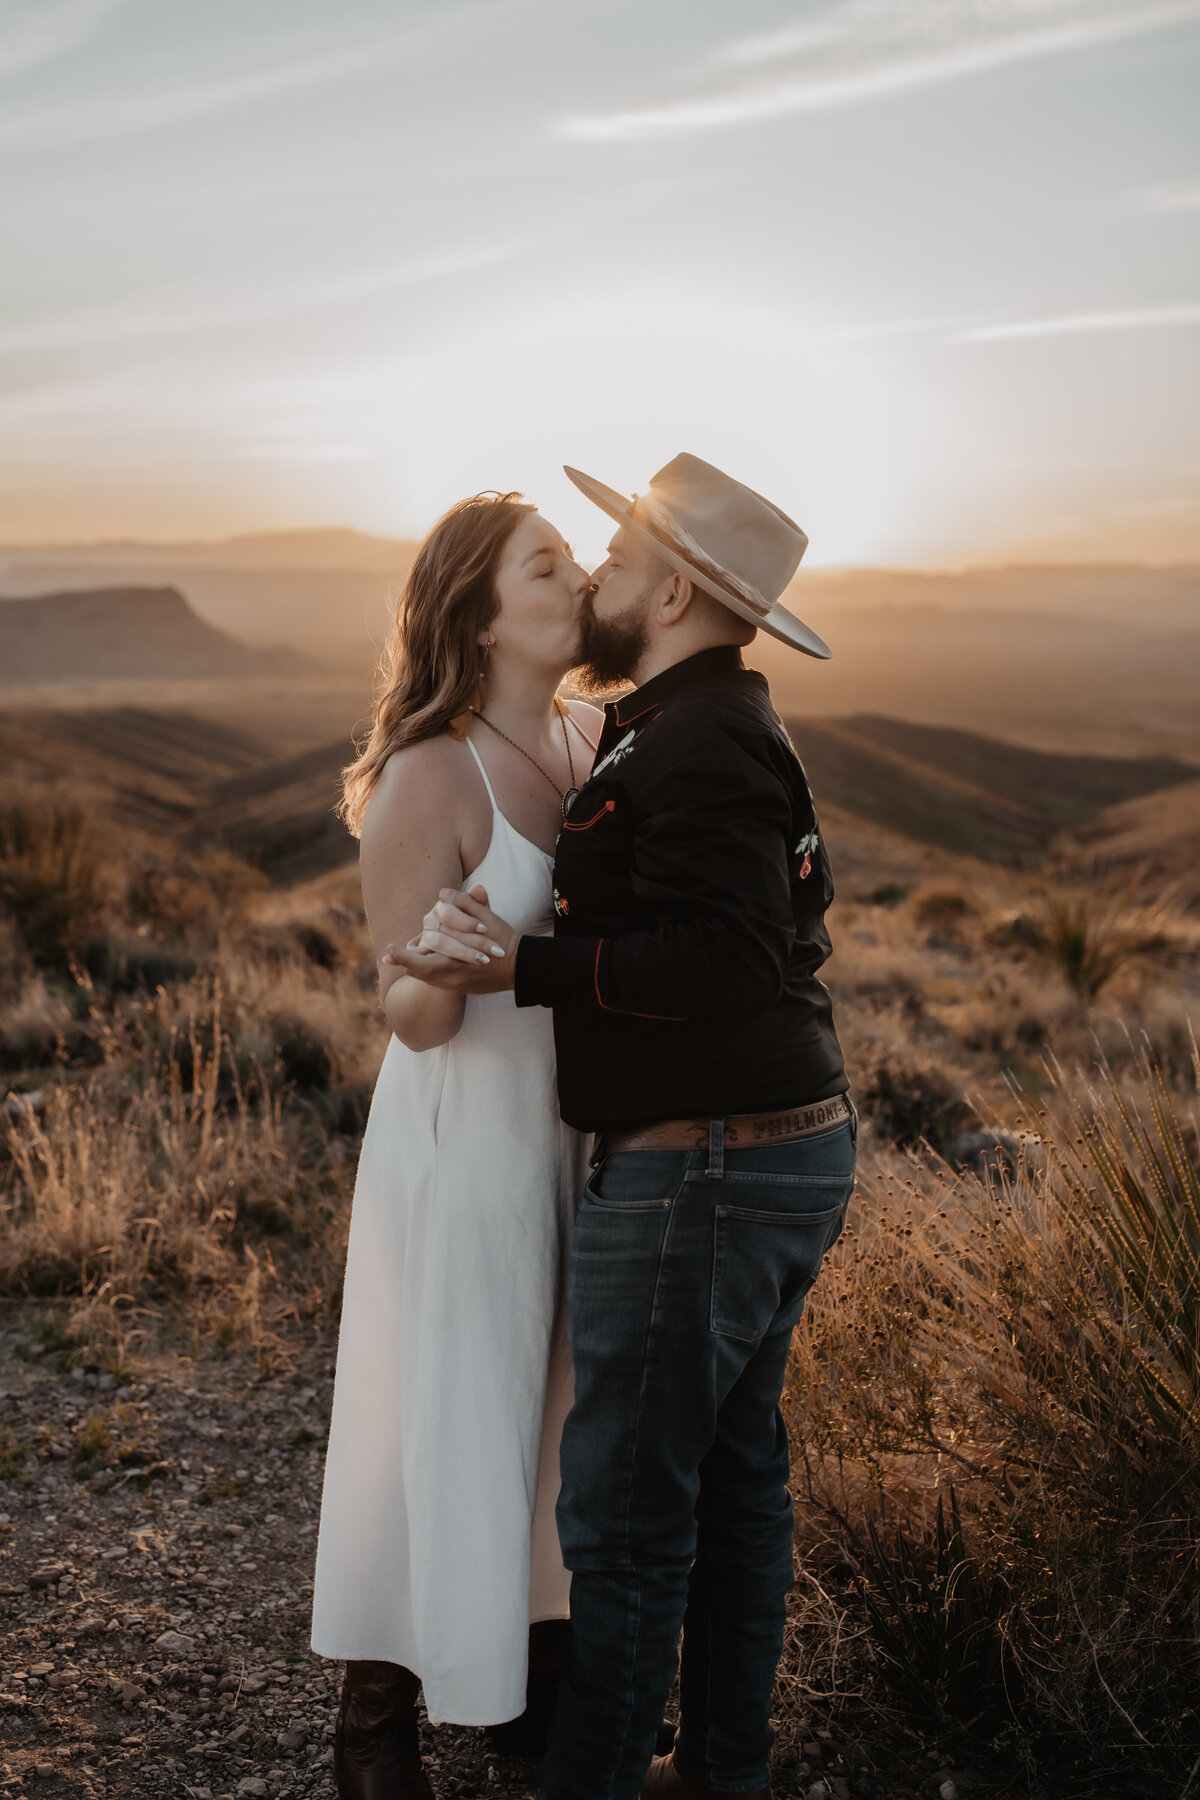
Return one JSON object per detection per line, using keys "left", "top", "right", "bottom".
{"left": 785, "top": 1041, "right": 1200, "bottom": 1780}
{"left": 3, "top": 775, "right": 1199, "bottom": 1782}
{"left": 0, "top": 783, "right": 382, "bottom": 1370}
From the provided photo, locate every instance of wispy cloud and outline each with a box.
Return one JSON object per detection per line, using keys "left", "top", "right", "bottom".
{"left": 0, "top": 0, "right": 611, "bottom": 150}
{"left": 559, "top": 0, "right": 1200, "bottom": 142}
{"left": 0, "top": 244, "right": 520, "bottom": 355}
{"left": 1141, "top": 177, "right": 1200, "bottom": 212}
{"left": 0, "top": 0, "right": 130, "bottom": 80}
{"left": 957, "top": 300, "right": 1200, "bottom": 341}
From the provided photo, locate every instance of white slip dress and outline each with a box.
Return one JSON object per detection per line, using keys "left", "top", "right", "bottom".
{"left": 311, "top": 737, "right": 588, "bottom": 1726}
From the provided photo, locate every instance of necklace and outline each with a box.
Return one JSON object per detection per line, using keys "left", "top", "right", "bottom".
{"left": 476, "top": 698, "right": 580, "bottom": 821}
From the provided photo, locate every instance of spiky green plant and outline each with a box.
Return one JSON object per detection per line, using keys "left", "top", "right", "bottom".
{"left": 855, "top": 1486, "right": 1017, "bottom": 1732}
{"left": 1024, "top": 887, "right": 1168, "bottom": 1001}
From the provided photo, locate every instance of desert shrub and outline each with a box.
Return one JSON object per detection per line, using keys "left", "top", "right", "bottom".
{"left": 0, "top": 914, "right": 31, "bottom": 1003}
{"left": 862, "top": 883, "right": 907, "bottom": 907}
{"left": 0, "top": 974, "right": 76, "bottom": 1073}
{"left": 122, "top": 844, "right": 265, "bottom": 943}
{"left": 786, "top": 1041, "right": 1200, "bottom": 1780}
{"left": 0, "top": 1007, "right": 352, "bottom": 1356}
{"left": 911, "top": 887, "right": 978, "bottom": 936}
{"left": 267, "top": 1009, "right": 334, "bottom": 1092}
{"left": 0, "top": 790, "right": 108, "bottom": 967}
{"left": 293, "top": 922, "right": 342, "bottom": 969}
{"left": 81, "top": 934, "right": 198, "bottom": 995}
{"left": 1022, "top": 886, "right": 1167, "bottom": 1000}
{"left": 860, "top": 1051, "right": 975, "bottom": 1154}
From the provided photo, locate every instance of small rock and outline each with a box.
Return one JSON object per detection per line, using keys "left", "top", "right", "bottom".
{"left": 236, "top": 1780, "right": 268, "bottom": 1797}
{"left": 278, "top": 1723, "right": 308, "bottom": 1751}
{"left": 153, "top": 1629, "right": 195, "bottom": 1655}
{"left": 240, "top": 1673, "right": 268, "bottom": 1694}
{"left": 77, "top": 1616, "right": 105, "bottom": 1638}
{"left": 36, "top": 1765, "right": 55, "bottom": 1778}
{"left": 802, "top": 1741, "right": 823, "bottom": 1766}
{"left": 217, "top": 1674, "right": 240, "bottom": 1693}
{"left": 29, "top": 1661, "right": 54, "bottom": 1676}
{"left": 806, "top": 1784, "right": 831, "bottom": 1800}
{"left": 939, "top": 1785, "right": 960, "bottom": 1800}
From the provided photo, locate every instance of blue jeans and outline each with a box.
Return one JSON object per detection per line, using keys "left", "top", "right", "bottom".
{"left": 540, "top": 1116, "right": 857, "bottom": 1800}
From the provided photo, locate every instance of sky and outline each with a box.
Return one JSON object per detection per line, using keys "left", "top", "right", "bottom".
{"left": 1, "top": 0, "right": 1198, "bottom": 568}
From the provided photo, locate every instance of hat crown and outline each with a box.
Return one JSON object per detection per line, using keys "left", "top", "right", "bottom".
{"left": 644, "top": 452, "right": 808, "bottom": 609}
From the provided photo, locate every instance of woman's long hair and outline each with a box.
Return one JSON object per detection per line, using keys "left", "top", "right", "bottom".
{"left": 340, "top": 491, "right": 534, "bottom": 837}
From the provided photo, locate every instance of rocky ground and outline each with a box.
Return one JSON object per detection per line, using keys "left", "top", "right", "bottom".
{"left": 0, "top": 1331, "right": 1006, "bottom": 1800}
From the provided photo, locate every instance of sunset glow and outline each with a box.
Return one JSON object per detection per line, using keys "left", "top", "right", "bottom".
{"left": 2, "top": 0, "right": 1198, "bottom": 566}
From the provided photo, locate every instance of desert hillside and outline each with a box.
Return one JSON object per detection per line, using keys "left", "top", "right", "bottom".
{"left": 181, "top": 709, "right": 1199, "bottom": 881}
{"left": 0, "top": 587, "right": 304, "bottom": 687}
{"left": 2, "top": 546, "right": 1196, "bottom": 759}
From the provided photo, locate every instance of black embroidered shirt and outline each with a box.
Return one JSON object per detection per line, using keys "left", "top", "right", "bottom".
{"left": 513, "top": 645, "right": 847, "bottom": 1132}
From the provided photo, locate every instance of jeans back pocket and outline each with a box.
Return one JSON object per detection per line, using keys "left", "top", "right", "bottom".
{"left": 710, "top": 1196, "right": 848, "bottom": 1343}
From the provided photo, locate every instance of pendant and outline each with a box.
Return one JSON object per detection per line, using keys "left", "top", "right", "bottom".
{"left": 561, "top": 786, "right": 580, "bottom": 821}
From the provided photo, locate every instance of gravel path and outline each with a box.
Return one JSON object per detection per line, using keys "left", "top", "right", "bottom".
{"left": 0, "top": 1333, "right": 997, "bottom": 1800}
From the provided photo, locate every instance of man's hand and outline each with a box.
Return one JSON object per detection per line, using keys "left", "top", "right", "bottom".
{"left": 383, "top": 884, "right": 519, "bottom": 994}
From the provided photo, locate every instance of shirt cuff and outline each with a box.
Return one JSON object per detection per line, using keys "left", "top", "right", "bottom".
{"left": 514, "top": 934, "right": 602, "bottom": 1009}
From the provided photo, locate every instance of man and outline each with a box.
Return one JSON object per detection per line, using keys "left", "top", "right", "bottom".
{"left": 402, "top": 453, "right": 853, "bottom": 1800}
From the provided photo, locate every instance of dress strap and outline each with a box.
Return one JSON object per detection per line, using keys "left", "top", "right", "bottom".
{"left": 463, "top": 734, "right": 500, "bottom": 814}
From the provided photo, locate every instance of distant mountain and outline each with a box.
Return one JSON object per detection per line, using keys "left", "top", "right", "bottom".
{"left": 0, "top": 585, "right": 306, "bottom": 687}
{"left": 0, "top": 527, "right": 416, "bottom": 573}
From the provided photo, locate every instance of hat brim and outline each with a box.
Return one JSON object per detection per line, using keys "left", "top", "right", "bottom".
{"left": 564, "top": 465, "right": 832, "bottom": 660}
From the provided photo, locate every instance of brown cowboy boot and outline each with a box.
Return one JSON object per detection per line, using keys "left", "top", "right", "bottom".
{"left": 334, "top": 1660, "right": 434, "bottom": 1800}
{"left": 640, "top": 1753, "right": 771, "bottom": 1800}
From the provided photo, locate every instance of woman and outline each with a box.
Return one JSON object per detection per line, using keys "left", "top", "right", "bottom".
{"left": 311, "top": 492, "right": 601, "bottom": 1799}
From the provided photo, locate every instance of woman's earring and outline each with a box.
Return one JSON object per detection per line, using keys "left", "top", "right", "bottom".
{"left": 447, "top": 641, "right": 493, "bottom": 740}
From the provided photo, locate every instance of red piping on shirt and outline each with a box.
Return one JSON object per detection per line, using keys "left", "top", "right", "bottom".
{"left": 593, "top": 940, "right": 686, "bottom": 1022}
{"left": 562, "top": 800, "right": 615, "bottom": 831}
{"left": 611, "top": 700, "right": 661, "bottom": 728}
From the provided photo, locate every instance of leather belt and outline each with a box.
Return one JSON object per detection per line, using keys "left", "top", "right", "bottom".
{"left": 604, "top": 1093, "right": 852, "bottom": 1156}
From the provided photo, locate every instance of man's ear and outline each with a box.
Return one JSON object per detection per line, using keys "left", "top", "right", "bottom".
{"left": 659, "top": 573, "right": 695, "bottom": 623}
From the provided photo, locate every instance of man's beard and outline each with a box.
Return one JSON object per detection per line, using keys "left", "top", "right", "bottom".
{"left": 573, "top": 589, "right": 650, "bottom": 695}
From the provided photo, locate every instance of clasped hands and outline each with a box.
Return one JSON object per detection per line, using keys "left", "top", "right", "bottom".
{"left": 383, "top": 885, "right": 519, "bottom": 993}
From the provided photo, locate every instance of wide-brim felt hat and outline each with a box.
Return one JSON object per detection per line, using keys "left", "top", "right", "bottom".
{"left": 564, "top": 451, "right": 831, "bottom": 658}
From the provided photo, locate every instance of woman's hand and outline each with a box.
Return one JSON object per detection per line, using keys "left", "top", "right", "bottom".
{"left": 384, "top": 886, "right": 520, "bottom": 994}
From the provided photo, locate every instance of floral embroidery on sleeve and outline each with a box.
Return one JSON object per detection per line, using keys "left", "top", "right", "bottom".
{"left": 794, "top": 829, "right": 819, "bottom": 880}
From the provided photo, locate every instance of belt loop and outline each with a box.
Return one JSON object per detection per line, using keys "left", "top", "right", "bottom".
{"left": 706, "top": 1117, "right": 725, "bottom": 1181}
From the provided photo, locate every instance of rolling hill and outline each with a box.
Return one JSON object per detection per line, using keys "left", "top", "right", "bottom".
{"left": 1052, "top": 776, "right": 1200, "bottom": 910}
{"left": 785, "top": 715, "right": 1196, "bottom": 864}
{"left": 194, "top": 712, "right": 1198, "bottom": 881}
{"left": 4, "top": 700, "right": 1194, "bottom": 889}
{"left": 0, "top": 586, "right": 305, "bottom": 687}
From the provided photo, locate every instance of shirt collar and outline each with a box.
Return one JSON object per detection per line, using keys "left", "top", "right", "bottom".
{"left": 606, "top": 645, "right": 746, "bottom": 730}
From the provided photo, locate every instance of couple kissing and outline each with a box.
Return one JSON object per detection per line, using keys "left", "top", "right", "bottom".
{"left": 310, "top": 453, "right": 854, "bottom": 1800}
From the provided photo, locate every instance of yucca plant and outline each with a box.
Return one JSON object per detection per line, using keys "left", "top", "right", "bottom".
{"left": 1023, "top": 886, "right": 1169, "bottom": 1001}
{"left": 1047, "top": 1039, "right": 1200, "bottom": 1456}
{"left": 854, "top": 1486, "right": 1017, "bottom": 1732}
